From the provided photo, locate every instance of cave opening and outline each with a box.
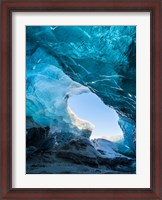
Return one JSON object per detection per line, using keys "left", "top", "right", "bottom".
{"left": 68, "top": 92, "right": 123, "bottom": 141}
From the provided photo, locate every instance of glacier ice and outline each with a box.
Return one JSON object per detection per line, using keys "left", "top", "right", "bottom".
{"left": 26, "top": 26, "right": 136, "bottom": 153}
{"left": 26, "top": 64, "right": 94, "bottom": 139}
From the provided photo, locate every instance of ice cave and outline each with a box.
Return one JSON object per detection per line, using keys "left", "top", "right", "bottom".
{"left": 26, "top": 26, "right": 136, "bottom": 174}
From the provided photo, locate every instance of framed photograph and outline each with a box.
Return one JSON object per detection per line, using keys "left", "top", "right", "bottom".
{"left": 1, "top": 0, "right": 161, "bottom": 199}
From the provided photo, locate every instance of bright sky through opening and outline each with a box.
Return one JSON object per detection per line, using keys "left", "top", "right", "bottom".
{"left": 68, "top": 92, "right": 123, "bottom": 138}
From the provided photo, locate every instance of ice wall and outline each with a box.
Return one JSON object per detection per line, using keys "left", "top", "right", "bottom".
{"left": 26, "top": 26, "right": 136, "bottom": 151}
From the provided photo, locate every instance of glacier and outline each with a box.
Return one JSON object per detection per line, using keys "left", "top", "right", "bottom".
{"left": 26, "top": 26, "right": 136, "bottom": 173}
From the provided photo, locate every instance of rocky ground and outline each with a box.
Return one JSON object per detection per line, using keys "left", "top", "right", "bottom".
{"left": 26, "top": 137, "right": 136, "bottom": 174}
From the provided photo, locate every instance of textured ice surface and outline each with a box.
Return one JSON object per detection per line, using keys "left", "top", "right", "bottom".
{"left": 26, "top": 26, "right": 136, "bottom": 152}
{"left": 26, "top": 64, "right": 94, "bottom": 138}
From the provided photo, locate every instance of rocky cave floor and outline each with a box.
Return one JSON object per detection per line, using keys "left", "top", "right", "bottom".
{"left": 26, "top": 137, "right": 136, "bottom": 174}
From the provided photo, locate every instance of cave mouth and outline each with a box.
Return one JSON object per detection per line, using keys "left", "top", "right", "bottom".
{"left": 68, "top": 92, "right": 123, "bottom": 141}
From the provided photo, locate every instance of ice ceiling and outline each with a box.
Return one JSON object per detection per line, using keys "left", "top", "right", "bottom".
{"left": 26, "top": 26, "right": 136, "bottom": 153}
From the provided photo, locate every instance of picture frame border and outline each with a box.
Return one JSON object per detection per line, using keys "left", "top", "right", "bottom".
{"left": 1, "top": 0, "right": 161, "bottom": 199}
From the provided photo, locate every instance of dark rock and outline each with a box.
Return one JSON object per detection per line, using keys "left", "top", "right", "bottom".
{"left": 26, "top": 146, "right": 37, "bottom": 155}
{"left": 56, "top": 137, "right": 133, "bottom": 168}
{"left": 34, "top": 137, "right": 55, "bottom": 153}
{"left": 56, "top": 137, "right": 99, "bottom": 167}
{"left": 26, "top": 126, "right": 50, "bottom": 148}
